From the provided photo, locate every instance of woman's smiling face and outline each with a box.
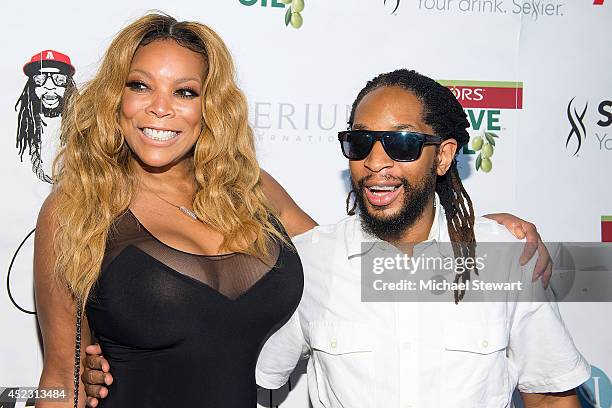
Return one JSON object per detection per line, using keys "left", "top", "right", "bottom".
{"left": 119, "top": 39, "right": 207, "bottom": 170}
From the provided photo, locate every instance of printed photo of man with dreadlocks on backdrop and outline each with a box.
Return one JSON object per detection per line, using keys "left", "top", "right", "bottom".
{"left": 15, "top": 50, "right": 76, "bottom": 183}
{"left": 82, "top": 68, "right": 590, "bottom": 408}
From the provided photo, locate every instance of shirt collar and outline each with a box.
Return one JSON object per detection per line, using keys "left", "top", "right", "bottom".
{"left": 346, "top": 193, "right": 444, "bottom": 258}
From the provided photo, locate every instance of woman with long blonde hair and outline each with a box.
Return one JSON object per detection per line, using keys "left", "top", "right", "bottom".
{"left": 35, "top": 13, "right": 314, "bottom": 407}
{"left": 36, "top": 11, "right": 549, "bottom": 408}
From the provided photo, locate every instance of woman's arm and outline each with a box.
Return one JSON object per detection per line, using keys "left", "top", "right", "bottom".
{"left": 521, "top": 390, "right": 581, "bottom": 408}
{"left": 34, "top": 193, "right": 91, "bottom": 408}
{"left": 483, "top": 213, "right": 552, "bottom": 287}
{"left": 260, "top": 169, "right": 317, "bottom": 237}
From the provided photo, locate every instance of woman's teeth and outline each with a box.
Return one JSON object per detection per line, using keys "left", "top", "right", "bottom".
{"left": 142, "top": 128, "right": 178, "bottom": 141}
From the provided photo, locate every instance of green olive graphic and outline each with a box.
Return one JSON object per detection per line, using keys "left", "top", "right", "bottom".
{"left": 481, "top": 143, "right": 494, "bottom": 159}
{"left": 481, "top": 158, "right": 492, "bottom": 173}
{"left": 292, "top": 0, "right": 305, "bottom": 12}
{"left": 290, "top": 12, "right": 303, "bottom": 28}
{"left": 471, "top": 136, "right": 483, "bottom": 151}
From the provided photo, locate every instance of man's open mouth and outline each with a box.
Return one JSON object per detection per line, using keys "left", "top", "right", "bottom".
{"left": 364, "top": 183, "right": 403, "bottom": 207}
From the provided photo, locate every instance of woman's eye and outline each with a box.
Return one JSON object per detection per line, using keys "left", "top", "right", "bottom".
{"left": 126, "top": 80, "right": 148, "bottom": 91}
{"left": 176, "top": 88, "right": 200, "bottom": 99}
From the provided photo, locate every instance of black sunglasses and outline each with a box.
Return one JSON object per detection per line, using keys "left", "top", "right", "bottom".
{"left": 338, "top": 130, "right": 443, "bottom": 162}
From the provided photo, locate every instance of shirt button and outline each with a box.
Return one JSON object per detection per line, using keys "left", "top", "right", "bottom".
{"left": 331, "top": 339, "right": 337, "bottom": 349}
{"left": 482, "top": 340, "right": 489, "bottom": 348}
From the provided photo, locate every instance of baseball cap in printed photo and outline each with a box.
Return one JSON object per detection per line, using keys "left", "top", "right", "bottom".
{"left": 23, "top": 50, "right": 75, "bottom": 76}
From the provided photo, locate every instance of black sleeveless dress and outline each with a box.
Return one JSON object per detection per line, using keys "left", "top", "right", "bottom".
{"left": 86, "top": 210, "right": 303, "bottom": 407}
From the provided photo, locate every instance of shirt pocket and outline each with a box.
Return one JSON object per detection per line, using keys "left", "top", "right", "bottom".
{"left": 440, "top": 321, "right": 512, "bottom": 408}
{"left": 309, "top": 321, "right": 374, "bottom": 408}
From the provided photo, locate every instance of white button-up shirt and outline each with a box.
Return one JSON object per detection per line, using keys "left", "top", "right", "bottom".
{"left": 256, "top": 196, "right": 590, "bottom": 407}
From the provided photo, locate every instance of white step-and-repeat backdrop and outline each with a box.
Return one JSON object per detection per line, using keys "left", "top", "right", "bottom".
{"left": 1, "top": 1, "right": 611, "bottom": 407}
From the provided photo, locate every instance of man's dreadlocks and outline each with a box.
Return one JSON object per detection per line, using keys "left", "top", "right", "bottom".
{"left": 348, "top": 69, "right": 475, "bottom": 303}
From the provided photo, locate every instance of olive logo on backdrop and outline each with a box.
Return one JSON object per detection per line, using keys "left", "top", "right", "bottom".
{"left": 439, "top": 80, "right": 524, "bottom": 174}
{"left": 15, "top": 50, "right": 76, "bottom": 183}
{"left": 238, "top": 0, "right": 403, "bottom": 28}
{"left": 281, "top": 0, "right": 305, "bottom": 29}
{"left": 238, "top": 0, "right": 306, "bottom": 28}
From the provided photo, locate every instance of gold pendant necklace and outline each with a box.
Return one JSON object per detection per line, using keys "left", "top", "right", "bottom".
{"left": 139, "top": 182, "right": 200, "bottom": 221}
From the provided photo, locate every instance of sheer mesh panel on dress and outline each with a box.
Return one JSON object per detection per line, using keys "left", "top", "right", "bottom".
{"left": 102, "top": 210, "right": 282, "bottom": 300}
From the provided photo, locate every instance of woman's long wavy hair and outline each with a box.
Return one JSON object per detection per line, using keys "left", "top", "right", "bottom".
{"left": 52, "top": 13, "right": 286, "bottom": 308}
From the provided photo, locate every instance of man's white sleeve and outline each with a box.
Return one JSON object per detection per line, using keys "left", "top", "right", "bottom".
{"left": 256, "top": 309, "right": 309, "bottom": 389}
{"left": 509, "top": 257, "right": 591, "bottom": 393}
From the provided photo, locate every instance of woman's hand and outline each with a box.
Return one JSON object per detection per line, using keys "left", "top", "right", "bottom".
{"left": 484, "top": 213, "right": 552, "bottom": 287}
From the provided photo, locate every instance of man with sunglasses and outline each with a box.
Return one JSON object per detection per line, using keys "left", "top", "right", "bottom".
{"left": 82, "top": 70, "right": 587, "bottom": 407}
{"left": 15, "top": 50, "right": 76, "bottom": 182}
{"left": 256, "top": 69, "right": 587, "bottom": 407}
